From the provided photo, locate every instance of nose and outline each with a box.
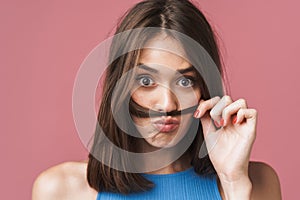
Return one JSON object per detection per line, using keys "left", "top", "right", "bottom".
{"left": 154, "top": 86, "right": 179, "bottom": 113}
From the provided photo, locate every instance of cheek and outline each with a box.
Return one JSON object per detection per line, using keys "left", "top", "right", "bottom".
{"left": 131, "top": 115, "right": 142, "bottom": 125}
{"left": 196, "top": 90, "right": 201, "bottom": 102}
{"left": 131, "top": 90, "right": 155, "bottom": 107}
{"left": 175, "top": 88, "right": 201, "bottom": 108}
{"left": 191, "top": 86, "right": 201, "bottom": 102}
{"left": 131, "top": 92, "right": 144, "bottom": 105}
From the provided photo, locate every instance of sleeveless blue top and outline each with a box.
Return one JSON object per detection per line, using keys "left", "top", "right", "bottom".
{"left": 97, "top": 167, "right": 222, "bottom": 200}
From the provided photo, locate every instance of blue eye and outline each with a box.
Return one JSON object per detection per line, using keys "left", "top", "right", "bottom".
{"left": 136, "top": 76, "right": 155, "bottom": 87}
{"left": 177, "top": 77, "right": 194, "bottom": 87}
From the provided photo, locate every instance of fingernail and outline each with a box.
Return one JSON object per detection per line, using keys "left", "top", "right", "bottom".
{"left": 220, "top": 118, "right": 225, "bottom": 126}
{"left": 193, "top": 110, "right": 200, "bottom": 118}
{"left": 214, "top": 120, "right": 220, "bottom": 127}
{"left": 233, "top": 116, "right": 237, "bottom": 124}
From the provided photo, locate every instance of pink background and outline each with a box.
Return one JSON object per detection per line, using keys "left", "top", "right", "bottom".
{"left": 1, "top": 0, "right": 299, "bottom": 199}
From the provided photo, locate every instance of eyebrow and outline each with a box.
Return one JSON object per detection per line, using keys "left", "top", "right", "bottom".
{"left": 177, "top": 66, "right": 195, "bottom": 74}
{"left": 138, "top": 63, "right": 158, "bottom": 73}
{"left": 138, "top": 63, "right": 195, "bottom": 74}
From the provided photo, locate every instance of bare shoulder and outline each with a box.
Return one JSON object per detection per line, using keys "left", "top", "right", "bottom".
{"left": 32, "top": 161, "right": 97, "bottom": 200}
{"left": 248, "top": 161, "right": 282, "bottom": 200}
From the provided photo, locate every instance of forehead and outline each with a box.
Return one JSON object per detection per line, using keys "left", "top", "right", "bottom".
{"left": 138, "top": 35, "right": 191, "bottom": 71}
{"left": 138, "top": 49, "right": 191, "bottom": 71}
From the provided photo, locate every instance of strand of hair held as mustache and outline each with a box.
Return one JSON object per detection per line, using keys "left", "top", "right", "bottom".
{"left": 129, "top": 99, "right": 199, "bottom": 118}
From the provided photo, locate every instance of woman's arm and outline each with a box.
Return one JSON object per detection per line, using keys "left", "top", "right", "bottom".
{"left": 249, "top": 162, "right": 282, "bottom": 200}
{"left": 217, "top": 161, "right": 282, "bottom": 200}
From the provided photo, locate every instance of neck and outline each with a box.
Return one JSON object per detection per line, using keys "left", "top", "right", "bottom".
{"left": 144, "top": 150, "right": 192, "bottom": 175}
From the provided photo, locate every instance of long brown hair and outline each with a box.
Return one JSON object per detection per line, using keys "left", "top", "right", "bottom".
{"left": 87, "top": 0, "right": 226, "bottom": 193}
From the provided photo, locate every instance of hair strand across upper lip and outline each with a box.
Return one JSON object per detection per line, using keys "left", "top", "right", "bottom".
{"left": 129, "top": 99, "right": 198, "bottom": 118}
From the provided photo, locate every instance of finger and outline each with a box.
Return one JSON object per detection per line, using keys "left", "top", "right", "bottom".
{"left": 235, "top": 108, "right": 258, "bottom": 125}
{"left": 221, "top": 98, "right": 247, "bottom": 126}
{"left": 210, "top": 95, "right": 233, "bottom": 126}
{"left": 193, "top": 96, "right": 221, "bottom": 118}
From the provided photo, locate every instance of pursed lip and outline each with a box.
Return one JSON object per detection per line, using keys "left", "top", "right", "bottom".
{"left": 152, "top": 118, "right": 180, "bottom": 133}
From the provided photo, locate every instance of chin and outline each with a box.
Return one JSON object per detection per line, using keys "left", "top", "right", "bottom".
{"left": 144, "top": 132, "right": 182, "bottom": 148}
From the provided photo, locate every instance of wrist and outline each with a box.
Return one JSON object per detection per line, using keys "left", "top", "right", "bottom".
{"left": 219, "top": 175, "right": 252, "bottom": 200}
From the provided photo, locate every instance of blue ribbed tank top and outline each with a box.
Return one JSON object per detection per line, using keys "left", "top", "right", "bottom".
{"left": 97, "top": 167, "right": 222, "bottom": 200}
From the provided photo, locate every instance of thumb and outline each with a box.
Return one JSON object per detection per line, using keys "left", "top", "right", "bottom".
{"left": 198, "top": 105, "right": 220, "bottom": 158}
{"left": 199, "top": 110, "right": 217, "bottom": 139}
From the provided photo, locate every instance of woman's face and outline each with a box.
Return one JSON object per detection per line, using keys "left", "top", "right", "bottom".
{"left": 131, "top": 37, "right": 201, "bottom": 149}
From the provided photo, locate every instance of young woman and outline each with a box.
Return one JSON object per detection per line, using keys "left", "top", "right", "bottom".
{"left": 32, "top": 0, "right": 282, "bottom": 199}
